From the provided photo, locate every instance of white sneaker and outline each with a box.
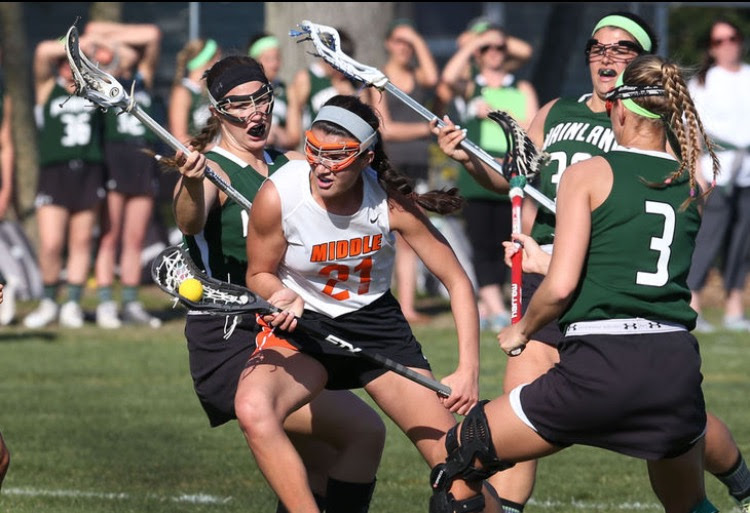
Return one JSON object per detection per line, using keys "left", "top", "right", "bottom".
{"left": 59, "top": 301, "right": 84, "bottom": 328}
{"left": 694, "top": 315, "right": 716, "bottom": 334}
{"left": 0, "top": 280, "right": 16, "bottom": 326}
{"left": 723, "top": 315, "right": 750, "bottom": 332}
{"left": 96, "top": 300, "right": 122, "bottom": 329}
{"left": 737, "top": 495, "right": 750, "bottom": 513}
{"left": 23, "top": 298, "right": 59, "bottom": 328}
{"left": 122, "top": 301, "right": 161, "bottom": 328}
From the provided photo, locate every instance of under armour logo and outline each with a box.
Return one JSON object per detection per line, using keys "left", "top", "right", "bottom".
{"left": 623, "top": 322, "right": 638, "bottom": 330}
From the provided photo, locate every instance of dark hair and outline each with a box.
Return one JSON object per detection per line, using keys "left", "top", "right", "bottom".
{"left": 337, "top": 28, "right": 355, "bottom": 57}
{"left": 160, "top": 56, "right": 268, "bottom": 168}
{"left": 696, "top": 18, "right": 744, "bottom": 86}
{"left": 314, "top": 95, "right": 463, "bottom": 215}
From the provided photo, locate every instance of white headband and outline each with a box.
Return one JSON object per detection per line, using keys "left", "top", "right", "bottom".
{"left": 313, "top": 105, "right": 377, "bottom": 149}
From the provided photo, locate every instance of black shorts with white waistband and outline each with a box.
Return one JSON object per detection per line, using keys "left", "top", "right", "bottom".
{"left": 275, "top": 290, "right": 432, "bottom": 390}
{"left": 521, "top": 271, "right": 564, "bottom": 347}
{"left": 185, "top": 313, "right": 259, "bottom": 427}
{"left": 515, "top": 331, "right": 707, "bottom": 460}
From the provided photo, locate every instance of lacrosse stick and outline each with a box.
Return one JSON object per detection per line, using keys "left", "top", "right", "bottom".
{"left": 487, "top": 111, "right": 532, "bottom": 356}
{"left": 63, "top": 23, "right": 252, "bottom": 211}
{"left": 151, "top": 245, "right": 452, "bottom": 397}
{"left": 290, "top": 20, "right": 555, "bottom": 214}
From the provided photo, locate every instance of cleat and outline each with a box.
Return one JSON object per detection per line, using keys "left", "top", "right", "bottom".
{"left": 59, "top": 301, "right": 84, "bottom": 328}
{"left": 96, "top": 300, "right": 122, "bottom": 329}
{"left": 122, "top": 301, "right": 161, "bottom": 328}
{"left": 23, "top": 298, "right": 59, "bottom": 328}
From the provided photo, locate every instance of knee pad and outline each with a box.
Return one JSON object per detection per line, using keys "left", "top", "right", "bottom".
{"left": 429, "top": 488, "right": 485, "bottom": 513}
{"left": 431, "top": 400, "right": 513, "bottom": 492}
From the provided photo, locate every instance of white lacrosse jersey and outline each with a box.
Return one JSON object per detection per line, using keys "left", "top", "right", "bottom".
{"left": 268, "top": 160, "right": 396, "bottom": 318}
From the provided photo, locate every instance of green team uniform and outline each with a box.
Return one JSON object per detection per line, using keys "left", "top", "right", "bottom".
{"left": 181, "top": 78, "right": 211, "bottom": 136}
{"left": 307, "top": 65, "right": 337, "bottom": 119}
{"left": 531, "top": 96, "right": 618, "bottom": 245}
{"left": 560, "top": 149, "right": 700, "bottom": 331}
{"left": 458, "top": 75, "right": 528, "bottom": 200}
{"left": 271, "top": 79, "right": 288, "bottom": 129}
{"left": 184, "top": 148, "right": 289, "bottom": 284}
{"left": 103, "top": 75, "right": 157, "bottom": 144}
{"left": 37, "top": 81, "right": 103, "bottom": 166}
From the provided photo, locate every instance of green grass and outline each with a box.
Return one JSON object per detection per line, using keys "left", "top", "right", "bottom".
{"left": 0, "top": 289, "right": 748, "bottom": 512}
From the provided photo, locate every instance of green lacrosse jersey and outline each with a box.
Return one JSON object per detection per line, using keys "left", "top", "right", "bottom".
{"left": 531, "top": 96, "right": 616, "bottom": 246}
{"left": 458, "top": 74, "right": 528, "bottom": 201}
{"left": 307, "top": 65, "right": 336, "bottom": 118}
{"left": 103, "top": 75, "right": 157, "bottom": 144}
{"left": 559, "top": 149, "right": 700, "bottom": 331}
{"left": 271, "top": 79, "right": 288, "bottom": 129}
{"left": 180, "top": 78, "right": 211, "bottom": 136}
{"left": 37, "top": 81, "right": 103, "bottom": 167}
{"left": 184, "top": 148, "right": 289, "bottom": 284}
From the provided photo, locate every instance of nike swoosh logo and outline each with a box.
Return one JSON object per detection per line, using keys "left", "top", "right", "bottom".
{"left": 369, "top": 213, "right": 379, "bottom": 223}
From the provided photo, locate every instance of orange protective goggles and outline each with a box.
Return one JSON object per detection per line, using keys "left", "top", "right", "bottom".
{"left": 304, "top": 130, "right": 367, "bottom": 172}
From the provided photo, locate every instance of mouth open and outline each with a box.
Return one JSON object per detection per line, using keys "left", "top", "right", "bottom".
{"left": 248, "top": 124, "right": 266, "bottom": 138}
{"left": 599, "top": 69, "right": 617, "bottom": 78}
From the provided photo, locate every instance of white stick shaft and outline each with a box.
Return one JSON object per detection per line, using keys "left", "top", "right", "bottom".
{"left": 128, "top": 105, "right": 254, "bottom": 211}
{"left": 383, "top": 82, "right": 556, "bottom": 214}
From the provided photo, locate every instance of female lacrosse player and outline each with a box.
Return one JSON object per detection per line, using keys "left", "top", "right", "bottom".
{"left": 429, "top": 52, "right": 720, "bottom": 513}
{"left": 171, "top": 56, "right": 385, "bottom": 513}
{"left": 82, "top": 21, "right": 164, "bottom": 330}
{"left": 240, "top": 94, "right": 504, "bottom": 513}
{"left": 440, "top": 24, "right": 539, "bottom": 333}
{"left": 434, "top": 12, "right": 750, "bottom": 512}
{"left": 23, "top": 37, "right": 106, "bottom": 329}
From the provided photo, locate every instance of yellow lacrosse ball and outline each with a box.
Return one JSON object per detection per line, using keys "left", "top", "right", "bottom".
{"left": 178, "top": 278, "right": 203, "bottom": 302}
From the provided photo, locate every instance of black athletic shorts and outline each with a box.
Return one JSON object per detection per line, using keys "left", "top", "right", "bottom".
{"left": 185, "top": 312, "right": 258, "bottom": 427}
{"left": 269, "top": 290, "right": 432, "bottom": 390}
{"left": 516, "top": 331, "right": 707, "bottom": 460}
{"left": 104, "top": 141, "right": 160, "bottom": 197}
{"left": 521, "top": 271, "right": 564, "bottom": 347}
{"left": 35, "top": 161, "right": 106, "bottom": 212}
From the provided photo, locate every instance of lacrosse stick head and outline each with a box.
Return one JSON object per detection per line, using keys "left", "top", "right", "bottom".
{"left": 151, "top": 245, "right": 272, "bottom": 315}
{"left": 64, "top": 24, "right": 129, "bottom": 111}
{"left": 290, "top": 20, "right": 389, "bottom": 89}
{"left": 486, "top": 110, "right": 549, "bottom": 183}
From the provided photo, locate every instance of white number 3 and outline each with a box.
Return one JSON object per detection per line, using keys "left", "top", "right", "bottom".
{"left": 636, "top": 201, "right": 675, "bottom": 287}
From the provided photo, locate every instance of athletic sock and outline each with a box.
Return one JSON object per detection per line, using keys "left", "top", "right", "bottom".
{"left": 66, "top": 283, "right": 84, "bottom": 303}
{"left": 98, "top": 285, "right": 114, "bottom": 303}
{"left": 275, "top": 492, "right": 326, "bottom": 513}
{"left": 500, "top": 497, "right": 525, "bottom": 513}
{"left": 122, "top": 286, "right": 138, "bottom": 305}
{"left": 326, "top": 478, "right": 376, "bottom": 513}
{"left": 43, "top": 284, "right": 58, "bottom": 301}
{"left": 714, "top": 452, "right": 750, "bottom": 501}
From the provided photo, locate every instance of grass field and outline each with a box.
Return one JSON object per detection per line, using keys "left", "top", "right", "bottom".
{"left": 0, "top": 285, "right": 748, "bottom": 513}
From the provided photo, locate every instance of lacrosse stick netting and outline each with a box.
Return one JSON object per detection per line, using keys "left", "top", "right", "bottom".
{"left": 63, "top": 23, "right": 253, "bottom": 211}
{"left": 290, "top": 20, "right": 556, "bottom": 214}
{"left": 151, "top": 246, "right": 453, "bottom": 397}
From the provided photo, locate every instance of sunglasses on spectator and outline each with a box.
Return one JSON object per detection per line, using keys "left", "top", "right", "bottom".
{"left": 480, "top": 44, "right": 507, "bottom": 54}
{"left": 710, "top": 34, "right": 741, "bottom": 48}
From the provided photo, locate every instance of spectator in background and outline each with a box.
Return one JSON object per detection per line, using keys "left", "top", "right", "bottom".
{"left": 687, "top": 18, "right": 750, "bottom": 333}
{"left": 168, "top": 38, "right": 221, "bottom": 145}
{"left": 24, "top": 37, "right": 105, "bottom": 329}
{"left": 0, "top": 72, "right": 15, "bottom": 326}
{"left": 375, "top": 18, "right": 439, "bottom": 323}
{"left": 247, "top": 32, "right": 298, "bottom": 151}
{"left": 440, "top": 24, "right": 538, "bottom": 332}
{"left": 83, "top": 21, "right": 163, "bottom": 330}
{"left": 287, "top": 28, "right": 369, "bottom": 151}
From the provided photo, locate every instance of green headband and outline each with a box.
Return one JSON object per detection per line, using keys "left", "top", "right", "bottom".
{"left": 187, "top": 39, "right": 218, "bottom": 71}
{"left": 614, "top": 74, "right": 661, "bottom": 119}
{"left": 249, "top": 36, "right": 279, "bottom": 59}
{"left": 593, "top": 15, "right": 652, "bottom": 53}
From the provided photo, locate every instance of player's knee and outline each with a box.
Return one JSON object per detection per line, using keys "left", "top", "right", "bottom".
{"left": 234, "top": 393, "right": 279, "bottom": 440}
{"left": 432, "top": 400, "right": 513, "bottom": 490}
